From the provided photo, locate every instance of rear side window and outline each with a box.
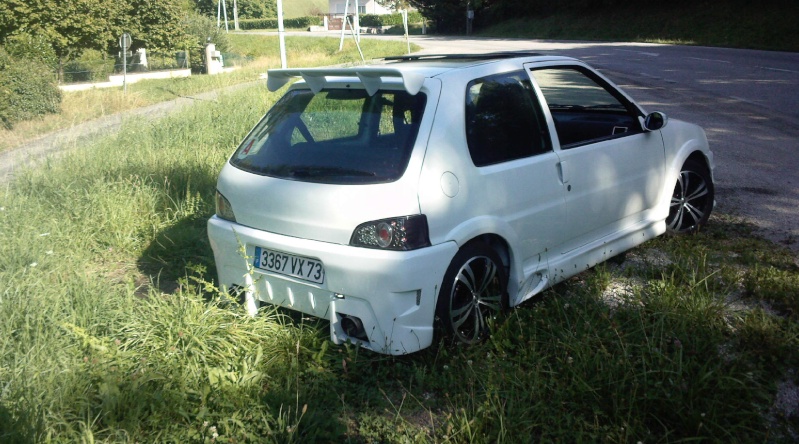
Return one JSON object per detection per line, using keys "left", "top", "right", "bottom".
{"left": 465, "top": 71, "right": 551, "bottom": 167}
{"left": 231, "top": 89, "right": 427, "bottom": 184}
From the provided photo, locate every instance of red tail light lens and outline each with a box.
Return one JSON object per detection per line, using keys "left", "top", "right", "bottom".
{"left": 350, "top": 215, "right": 430, "bottom": 251}
{"left": 215, "top": 190, "right": 237, "bottom": 222}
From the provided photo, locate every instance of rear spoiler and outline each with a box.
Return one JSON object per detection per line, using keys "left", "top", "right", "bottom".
{"left": 266, "top": 67, "right": 426, "bottom": 96}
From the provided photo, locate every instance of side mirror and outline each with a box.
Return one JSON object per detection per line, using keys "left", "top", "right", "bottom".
{"left": 643, "top": 111, "right": 668, "bottom": 131}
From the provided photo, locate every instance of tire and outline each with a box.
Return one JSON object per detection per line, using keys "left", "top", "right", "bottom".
{"left": 666, "top": 159, "right": 714, "bottom": 234}
{"left": 436, "top": 242, "right": 508, "bottom": 345}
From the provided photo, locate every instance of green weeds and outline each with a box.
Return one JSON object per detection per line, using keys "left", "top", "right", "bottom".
{"left": 1, "top": 83, "right": 797, "bottom": 442}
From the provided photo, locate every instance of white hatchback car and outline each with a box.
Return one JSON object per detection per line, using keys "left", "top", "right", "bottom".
{"left": 208, "top": 52, "right": 714, "bottom": 355}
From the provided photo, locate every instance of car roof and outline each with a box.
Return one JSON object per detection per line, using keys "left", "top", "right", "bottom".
{"left": 266, "top": 52, "right": 579, "bottom": 96}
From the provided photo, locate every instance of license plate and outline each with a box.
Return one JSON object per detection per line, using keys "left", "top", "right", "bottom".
{"left": 253, "top": 247, "right": 325, "bottom": 284}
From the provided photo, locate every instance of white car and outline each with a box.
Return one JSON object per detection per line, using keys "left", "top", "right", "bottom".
{"left": 208, "top": 52, "right": 714, "bottom": 355}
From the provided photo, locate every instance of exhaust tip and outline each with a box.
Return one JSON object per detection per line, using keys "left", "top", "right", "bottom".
{"left": 340, "top": 315, "right": 369, "bottom": 341}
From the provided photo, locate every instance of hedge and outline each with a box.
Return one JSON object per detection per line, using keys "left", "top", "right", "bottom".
{"left": 238, "top": 16, "right": 323, "bottom": 30}
{"left": 359, "top": 12, "right": 425, "bottom": 27}
{"left": 0, "top": 47, "right": 61, "bottom": 129}
{"left": 237, "top": 13, "right": 425, "bottom": 30}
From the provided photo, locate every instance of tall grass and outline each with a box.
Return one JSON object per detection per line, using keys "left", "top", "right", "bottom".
{"left": 1, "top": 82, "right": 797, "bottom": 442}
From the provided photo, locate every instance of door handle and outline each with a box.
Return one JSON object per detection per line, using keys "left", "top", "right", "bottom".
{"left": 557, "top": 161, "right": 569, "bottom": 184}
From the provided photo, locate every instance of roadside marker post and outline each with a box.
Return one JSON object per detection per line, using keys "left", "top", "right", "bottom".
{"left": 119, "top": 33, "right": 131, "bottom": 93}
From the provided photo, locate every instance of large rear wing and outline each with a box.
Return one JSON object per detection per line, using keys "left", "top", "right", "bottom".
{"left": 266, "top": 67, "right": 426, "bottom": 96}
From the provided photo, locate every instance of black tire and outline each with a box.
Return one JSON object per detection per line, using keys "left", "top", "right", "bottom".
{"left": 436, "top": 242, "right": 508, "bottom": 345}
{"left": 666, "top": 159, "right": 714, "bottom": 234}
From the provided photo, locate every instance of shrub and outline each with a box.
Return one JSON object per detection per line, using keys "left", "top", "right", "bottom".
{"left": 63, "top": 49, "right": 115, "bottom": 83}
{"left": 183, "top": 13, "right": 231, "bottom": 73}
{"left": 3, "top": 33, "right": 58, "bottom": 72}
{"left": 0, "top": 47, "right": 61, "bottom": 129}
{"left": 359, "top": 12, "right": 424, "bottom": 28}
{"left": 238, "top": 16, "right": 323, "bottom": 30}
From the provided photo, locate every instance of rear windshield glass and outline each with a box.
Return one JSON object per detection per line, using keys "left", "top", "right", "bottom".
{"left": 230, "top": 88, "right": 427, "bottom": 184}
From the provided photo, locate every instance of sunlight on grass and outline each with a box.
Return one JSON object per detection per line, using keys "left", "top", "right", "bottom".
{"left": 0, "top": 54, "right": 797, "bottom": 443}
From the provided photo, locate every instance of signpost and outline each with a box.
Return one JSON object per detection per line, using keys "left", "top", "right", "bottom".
{"left": 119, "top": 33, "right": 131, "bottom": 93}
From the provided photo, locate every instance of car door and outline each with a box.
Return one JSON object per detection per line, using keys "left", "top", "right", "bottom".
{"left": 419, "top": 69, "right": 567, "bottom": 303}
{"left": 527, "top": 64, "right": 666, "bottom": 254}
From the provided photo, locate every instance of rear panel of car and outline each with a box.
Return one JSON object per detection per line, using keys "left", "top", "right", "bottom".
{"left": 218, "top": 81, "right": 441, "bottom": 246}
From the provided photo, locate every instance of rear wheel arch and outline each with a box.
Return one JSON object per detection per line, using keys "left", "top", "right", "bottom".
{"left": 435, "top": 235, "right": 511, "bottom": 345}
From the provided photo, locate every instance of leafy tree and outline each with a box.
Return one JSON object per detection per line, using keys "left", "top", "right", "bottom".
{"left": 407, "top": 0, "right": 476, "bottom": 33}
{"left": 193, "top": 0, "right": 276, "bottom": 19}
{"left": 0, "top": 0, "right": 196, "bottom": 79}
{"left": 376, "top": 0, "right": 415, "bottom": 10}
{"left": 127, "top": 0, "right": 194, "bottom": 53}
{"left": 0, "top": 0, "right": 126, "bottom": 77}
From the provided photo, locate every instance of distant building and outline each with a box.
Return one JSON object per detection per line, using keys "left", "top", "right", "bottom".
{"left": 329, "top": 0, "right": 393, "bottom": 16}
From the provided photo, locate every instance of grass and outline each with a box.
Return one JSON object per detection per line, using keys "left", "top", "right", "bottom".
{"left": 282, "top": 0, "right": 329, "bottom": 19}
{"left": 478, "top": 1, "right": 799, "bottom": 52}
{"left": 1, "top": 79, "right": 798, "bottom": 442}
{"left": 0, "top": 34, "right": 418, "bottom": 153}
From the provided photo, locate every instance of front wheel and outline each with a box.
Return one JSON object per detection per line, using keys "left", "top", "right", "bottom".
{"left": 436, "top": 242, "right": 508, "bottom": 345}
{"left": 666, "top": 159, "right": 714, "bottom": 234}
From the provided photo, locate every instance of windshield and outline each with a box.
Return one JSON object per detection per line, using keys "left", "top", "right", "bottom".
{"left": 230, "top": 88, "right": 427, "bottom": 184}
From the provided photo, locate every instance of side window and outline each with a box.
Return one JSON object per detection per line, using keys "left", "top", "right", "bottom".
{"left": 530, "top": 67, "right": 640, "bottom": 148}
{"left": 465, "top": 71, "right": 551, "bottom": 167}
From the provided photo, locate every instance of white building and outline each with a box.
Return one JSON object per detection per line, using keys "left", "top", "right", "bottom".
{"left": 329, "top": 0, "right": 393, "bottom": 16}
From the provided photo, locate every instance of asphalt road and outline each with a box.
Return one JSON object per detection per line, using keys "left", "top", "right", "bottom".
{"left": 4, "top": 34, "right": 797, "bottom": 255}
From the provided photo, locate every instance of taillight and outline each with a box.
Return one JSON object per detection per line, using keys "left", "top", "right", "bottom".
{"left": 350, "top": 215, "right": 430, "bottom": 251}
{"left": 215, "top": 190, "right": 237, "bottom": 222}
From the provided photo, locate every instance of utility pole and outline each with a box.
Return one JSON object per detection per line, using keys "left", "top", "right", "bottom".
{"left": 217, "top": 0, "right": 229, "bottom": 32}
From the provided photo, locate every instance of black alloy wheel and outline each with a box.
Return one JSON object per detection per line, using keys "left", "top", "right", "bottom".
{"left": 666, "top": 159, "right": 714, "bottom": 234}
{"left": 436, "top": 242, "right": 508, "bottom": 344}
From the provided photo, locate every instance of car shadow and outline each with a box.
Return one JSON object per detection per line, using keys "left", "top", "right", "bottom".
{"left": 137, "top": 215, "right": 215, "bottom": 296}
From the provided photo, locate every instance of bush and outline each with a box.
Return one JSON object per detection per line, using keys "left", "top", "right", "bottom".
{"left": 63, "top": 49, "right": 115, "bottom": 83}
{"left": 3, "top": 33, "right": 58, "bottom": 73}
{"left": 359, "top": 12, "right": 424, "bottom": 28}
{"left": 183, "top": 13, "right": 231, "bottom": 73}
{"left": 238, "top": 16, "right": 323, "bottom": 30}
{"left": 0, "top": 47, "right": 61, "bottom": 129}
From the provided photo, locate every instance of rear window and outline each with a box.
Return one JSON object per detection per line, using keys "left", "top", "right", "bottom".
{"left": 230, "top": 88, "right": 427, "bottom": 184}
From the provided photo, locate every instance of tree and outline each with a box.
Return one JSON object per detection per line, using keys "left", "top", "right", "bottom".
{"left": 406, "top": 0, "right": 479, "bottom": 33}
{"left": 0, "top": 0, "right": 126, "bottom": 78}
{"left": 192, "top": 0, "right": 276, "bottom": 19}
{"left": 376, "top": 0, "right": 415, "bottom": 10}
{"left": 127, "top": 0, "right": 194, "bottom": 53}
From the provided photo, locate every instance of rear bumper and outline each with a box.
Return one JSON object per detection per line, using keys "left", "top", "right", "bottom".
{"left": 207, "top": 216, "right": 458, "bottom": 355}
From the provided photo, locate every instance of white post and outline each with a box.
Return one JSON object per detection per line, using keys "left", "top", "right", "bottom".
{"left": 354, "top": 0, "right": 360, "bottom": 43}
{"left": 233, "top": 0, "right": 239, "bottom": 31}
{"left": 277, "top": 0, "right": 287, "bottom": 68}
{"left": 347, "top": 16, "right": 365, "bottom": 64}
{"left": 403, "top": 10, "right": 410, "bottom": 54}
{"left": 339, "top": 0, "right": 349, "bottom": 51}
{"left": 123, "top": 49, "right": 127, "bottom": 93}
{"left": 222, "top": 0, "right": 229, "bottom": 32}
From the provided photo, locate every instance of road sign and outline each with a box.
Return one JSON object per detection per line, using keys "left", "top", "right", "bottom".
{"left": 119, "top": 33, "right": 131, "bottom": 50}
{"left": 118, "top": 51, "right": 133, "bottom": 58}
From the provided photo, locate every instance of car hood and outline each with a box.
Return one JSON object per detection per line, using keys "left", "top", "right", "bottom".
{"left": 216, "top": 162, "right": 422, "bottom": 245}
